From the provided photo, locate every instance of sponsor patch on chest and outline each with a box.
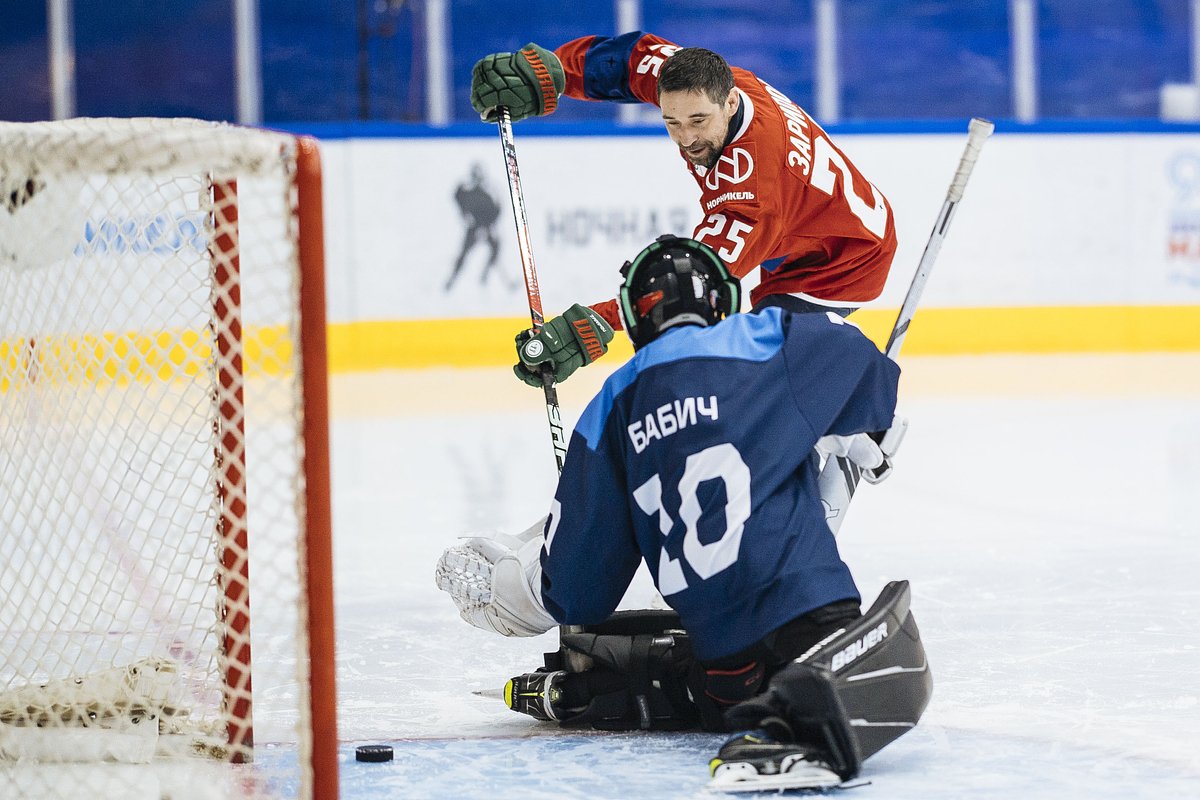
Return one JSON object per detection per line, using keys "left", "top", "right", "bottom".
{"left": 697, "top": 144, "right": 760, "bottom": 212}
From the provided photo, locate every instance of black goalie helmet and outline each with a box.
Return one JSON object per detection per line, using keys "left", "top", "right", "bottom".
{"left": 618, "top": 235, "right": 741, "bottom": 349}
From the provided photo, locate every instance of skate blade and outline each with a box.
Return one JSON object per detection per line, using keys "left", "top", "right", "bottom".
{"left": 707, "top": 765, "right": 841, "bottom": 793}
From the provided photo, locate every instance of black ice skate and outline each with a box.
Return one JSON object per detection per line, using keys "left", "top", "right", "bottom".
{"left": 707, "top": 718, "right": 842, "bottom": 793}
{"left": 504, "top": 670, "right": 566, "bottom": 722}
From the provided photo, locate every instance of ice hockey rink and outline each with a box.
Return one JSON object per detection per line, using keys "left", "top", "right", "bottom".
{"left": 4, "top": 2, "right": 1200, "bottom": 798}
{"left": 1, "top": 350, "right": 1198, "bottom": 800}
{"left": 326, "top": 353, "right": 1200, "bottom": 800}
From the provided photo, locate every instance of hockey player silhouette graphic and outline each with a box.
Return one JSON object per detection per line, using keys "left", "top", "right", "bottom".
{"left": 446, "top": 163, "right": 507, "bottom": 291}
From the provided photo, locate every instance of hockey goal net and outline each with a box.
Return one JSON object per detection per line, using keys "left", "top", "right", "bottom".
{"left": 0, "top": 118, "right": 337, "bottom": 798}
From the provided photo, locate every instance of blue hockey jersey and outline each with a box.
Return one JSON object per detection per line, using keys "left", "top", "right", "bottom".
{"left": 540, "top": 307, "right": 900, "bottom": 662}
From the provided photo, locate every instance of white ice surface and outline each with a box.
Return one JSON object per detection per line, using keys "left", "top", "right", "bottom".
{"left": 4, "top": 354, "right": 1198, "bottom": 799}
{"left": 332, "top": 355, "right": 1200, "bottom": 800}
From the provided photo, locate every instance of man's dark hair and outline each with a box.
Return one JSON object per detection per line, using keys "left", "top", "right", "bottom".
{"left": 657, "top": 48, "right": 735, "bottom": 105}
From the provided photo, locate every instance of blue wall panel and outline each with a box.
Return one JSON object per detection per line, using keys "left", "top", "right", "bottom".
{"left": 260, "top": 0, "right": 356, "bottom": 122}
{"left": 643, "top": 0, "right": 816, "bottom": 113}
{"left": 0, "top": 1, "right": 1194, "bottom": 124}
{"left": 449, "top": 1, "right": 617, "bottom": 122}
{"left": 1039, "top": 0, "right": 1191, "bottom": 117}
{"left": 0, "top": 3, "right": 51, "bottom": 121}
{"left": 841, "top": 1, "right": 1010, "bottom": 120}
{"left": 74, "top": 0, "right": 233, "bottom": 119}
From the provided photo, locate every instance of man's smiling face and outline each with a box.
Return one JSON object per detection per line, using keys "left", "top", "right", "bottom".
{"left": 660, "top": 88, "right": 738, "bottom": 170}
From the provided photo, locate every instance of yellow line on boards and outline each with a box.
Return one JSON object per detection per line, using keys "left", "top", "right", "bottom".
{"left": 328, "top": 305, "right": 1200, "bottom": 371}
{"left": 4, "top": 306, "right": 1198, "bottom": 391}
{"left": 850, "top": 305, "right": 1200, "bottom": 355}
{"left": 0, "top": 326, "right": 294, "bottom": 392}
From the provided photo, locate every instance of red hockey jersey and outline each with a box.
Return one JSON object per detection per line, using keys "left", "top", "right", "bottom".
{"left": 554, "top": 32, "right": 897, "bottom": 327}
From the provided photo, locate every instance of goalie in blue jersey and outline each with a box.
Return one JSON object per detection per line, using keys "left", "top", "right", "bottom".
{"left": 437, "top": 235, "right": 930, "bottom": 793}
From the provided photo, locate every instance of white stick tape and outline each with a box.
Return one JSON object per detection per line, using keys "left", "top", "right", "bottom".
{"left": 948, "top": 117, "right": 995, "bottom": 202}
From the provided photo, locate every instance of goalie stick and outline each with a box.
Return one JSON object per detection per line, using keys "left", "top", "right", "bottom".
{"left": 821, "top": 117, "right": 995, "bottom": 535}
{"left": 495, "top": 108, "right": 589, "bottom": 670}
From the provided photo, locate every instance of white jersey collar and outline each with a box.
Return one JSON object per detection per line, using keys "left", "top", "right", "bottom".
{"left": 731, "top": 88, "right": 754, "bottom": 143}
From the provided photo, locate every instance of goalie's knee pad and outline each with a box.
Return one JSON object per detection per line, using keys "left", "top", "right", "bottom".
{"left": 803, "top": 579, "right": 932, "bottom": 759}
{"left": 525, "top": 609, "right": 700, "bottom": 731}
{"left": 726, "top": 580, "right": 931, "bottom": 769}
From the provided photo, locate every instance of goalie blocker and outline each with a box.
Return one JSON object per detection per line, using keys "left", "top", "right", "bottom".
{"left": 504, "top": 581, "right": 931, "bottom": 778}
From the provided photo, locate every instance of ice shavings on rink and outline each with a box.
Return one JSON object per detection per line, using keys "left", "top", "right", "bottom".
{"left": 331, "top": 356, "right": 1200, "bottom": 800}
{"left": 335, "top": 727, "right": 1200, "bottom": 800}
{"left": 6, "top": 356, "right": 1195, "bottom": 799}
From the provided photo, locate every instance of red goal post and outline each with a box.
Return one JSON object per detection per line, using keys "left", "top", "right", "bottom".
{"left": 0, "top": 119, "right": 337, "bottom": 799}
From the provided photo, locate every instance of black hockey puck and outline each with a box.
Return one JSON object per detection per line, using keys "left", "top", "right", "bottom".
{"left": 355, "top": 744, "right": 393, "bottom": 763}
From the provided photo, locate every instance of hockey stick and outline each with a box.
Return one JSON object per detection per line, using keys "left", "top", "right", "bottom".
{"left": 496, "top": 109, "right": 568, "bottom": 471}
{"left": 494, "top": 108, "right": 589, "bottom": 670}
{"left": 821, "top": 117, "right": 995, "bottom": 535}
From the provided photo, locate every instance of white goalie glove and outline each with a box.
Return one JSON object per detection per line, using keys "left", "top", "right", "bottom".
{"left": 816, "top": 415, "right": 908, "bottom": 485}
{"left": 434, "top": 516, "right": 558, "bottom": 637}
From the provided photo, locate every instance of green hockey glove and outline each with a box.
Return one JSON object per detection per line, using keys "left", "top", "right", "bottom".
{"left": 513, "top": 303, "right": 614, "bottom": 387}
{"left": 471, "top": 43, "right": 565, "bottom": 123}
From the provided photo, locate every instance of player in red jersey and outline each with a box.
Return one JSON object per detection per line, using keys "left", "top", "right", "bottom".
{"left": 470, "top": 33, "right": 898, "bottom": 386}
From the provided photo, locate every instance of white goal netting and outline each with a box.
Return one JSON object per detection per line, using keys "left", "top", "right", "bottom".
{"left": 0, "top": 118, "right": 335, "bottom": 798}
